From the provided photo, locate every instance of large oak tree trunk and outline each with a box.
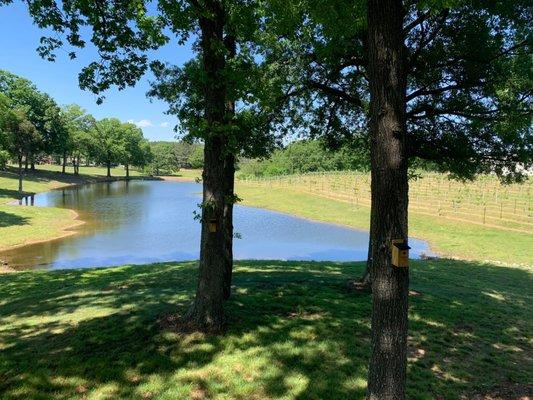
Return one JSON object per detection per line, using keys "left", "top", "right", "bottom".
{"left": 186, "top": 1, "right": 229, "bottom": 331}
{"left": 222, "top": 33, "right": 236, "bottom": 301}
{"left": 366, "top": 0, "right": 410, "bottom": 398}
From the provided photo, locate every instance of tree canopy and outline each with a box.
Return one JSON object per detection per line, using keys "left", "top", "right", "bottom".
{"left": 263, "top": 0, "right": 532, "bottom": 180}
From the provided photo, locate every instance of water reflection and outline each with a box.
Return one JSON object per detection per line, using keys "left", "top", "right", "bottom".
{"left": 19, "top": 194, "right": 35, "bottom": 206}
{"left": 1, "top": 181, "right": 432, "bottom": 270}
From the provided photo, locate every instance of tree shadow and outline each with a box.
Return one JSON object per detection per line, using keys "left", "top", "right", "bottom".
{"left": 0, "top": 188, "right": 26, "bottom": 202}
{"left": 0, "top": 259, "right": 531, "bottom": 399}
{"left": 0, "top": 210, "right": 29, "bottom": 227}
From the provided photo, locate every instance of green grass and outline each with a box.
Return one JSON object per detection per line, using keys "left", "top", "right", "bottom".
{"left": 0, "top": 205, "right": 79, "bottom": 251}
{"left": 236, "top": 184, "right": 533, "bottom": 266}
{"left": 34, "top": 164, "right": 144, "bottom": 179}
{"left": 163, "top": 169, "right": 202, "bottom": 180}
{"left": 0, "top": 260, "right": 531, "bottom": 399}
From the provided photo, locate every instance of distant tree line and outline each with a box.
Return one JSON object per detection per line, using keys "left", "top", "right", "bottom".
{"left": 238, "top": 139, "right": 447, "bottom": 177}
{"left": 147, "top": 141, "right": 203, "bottom": 176}
{"left": 0, "top": 70, "right": 153, "bottom": 192}
{"left": 239, "top": 140, "right": 369, "bottom": 177}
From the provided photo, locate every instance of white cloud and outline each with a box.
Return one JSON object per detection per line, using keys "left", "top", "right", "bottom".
{"left": 127, "top": 119, "right": 154, "bottom": 128}
{"left": 160, "top": 122, "right": 170, "bottom": 128}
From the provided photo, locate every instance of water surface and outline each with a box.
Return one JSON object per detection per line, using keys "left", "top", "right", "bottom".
{"left": 1, "top": 181, "right": 431, "bottom": 269}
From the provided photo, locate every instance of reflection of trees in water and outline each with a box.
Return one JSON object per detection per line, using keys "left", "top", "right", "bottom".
{"left": 19, "top": 194, "right": 35, "bottom": 206}
{"left": 54, "top": 181, "right": 148, "bottom": 232}
{"left": 4, "top": 182, "right": 151, "bottom": 269}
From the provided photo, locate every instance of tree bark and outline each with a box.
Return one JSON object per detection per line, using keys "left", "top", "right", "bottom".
{"left": 222, "top": 152, "right": 235, "bottom": 300}
{"left": 106, "top": 161, "right": 111, "bottom": 178}
{"left": 62, "top": 151, "right": 67, "bottom": 174}
{"left": 24, "top": 155, "right": 29, "bottom": 171}
{"left": 186, "top": 1, "right": 229, "bottom": 331}
{"left": 222, "top": 32, "right": 236, "bottom": 301}
{"left": 125, "top": 164, "right": 130, "bottom": 179}
{"left": 366, "top": 0, "right": 410, "bottom": 399}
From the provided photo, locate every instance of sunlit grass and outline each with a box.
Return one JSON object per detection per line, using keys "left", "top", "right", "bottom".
{"left": 0, "top": 260, "right": 531, "bottom": 399}
{"left": 35, "top": 164, "right": 143, "bottom": 178}
{"left": 235, "top": 184, "right": 533, "bottom": 266}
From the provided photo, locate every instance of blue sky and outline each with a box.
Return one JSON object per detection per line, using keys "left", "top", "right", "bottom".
{"left": 0, "top": 3, "right": 195, "bottom": 141}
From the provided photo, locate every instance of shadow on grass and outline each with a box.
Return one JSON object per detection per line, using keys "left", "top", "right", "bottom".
{"left": 0, "top": 188, "right": 26, "bottom": 201}
{"left": 0, "top": 260, "right": 531, "bottom": 399}
{"left": 0, "top": 168, "right": 90, "bottom": 191}
{"left": 0, "top": 210, "right": 29, "bottom": 227}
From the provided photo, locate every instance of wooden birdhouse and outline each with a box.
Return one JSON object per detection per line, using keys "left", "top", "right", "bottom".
{"left": 208, "top": 218, "right": 218, "bottom": 233}
{"left": 392, "top": 239, "right": 411, "bottom": 268}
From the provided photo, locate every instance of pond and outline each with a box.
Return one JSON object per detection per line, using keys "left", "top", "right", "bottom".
{"left": 1, "top": 180, "right": 432, "bottom": 270}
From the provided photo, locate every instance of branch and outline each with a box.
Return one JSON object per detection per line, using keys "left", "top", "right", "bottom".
{"left": 408, "top": 9, "right": 449, "bottom": 67}
{"left": 307, "top": 80, "right": 363, "bottom": 108}
{"left": 407, "top": 81, "right": 488, "bottom": 101}
{"left": 403, "top": 10, "right": 432, "bottom": 34}
{"left": 408, "top": 106, "right": 512, "bottom": 122}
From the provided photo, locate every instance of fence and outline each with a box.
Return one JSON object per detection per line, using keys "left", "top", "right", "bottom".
{"left": 239, "top": 171, "right": 533, "bottom": 233}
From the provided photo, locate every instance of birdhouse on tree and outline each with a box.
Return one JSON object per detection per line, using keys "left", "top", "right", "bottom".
{"left": 392, "top": 239, "right": 411, "bottom": 268}
{"left": 208, "top": 218, "right": 218, "bottom": 233}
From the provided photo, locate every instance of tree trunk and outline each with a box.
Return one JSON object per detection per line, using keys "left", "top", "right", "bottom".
{"left": 30, "top": 158, "right": 35, "bottom": 171}
{"left": 126, "top": 164, "right": 130, "bottom": 179}
{"left": 366, "top": 0, "right": 410, "bottom": 399}
{"left": 18, "top": 155, "right": 23, "bottom": 195}
{"left": 107, "top": 161, "right": 111, "bottom": 178}
{"left": 63, "top": 154, "right": 67, "bottom": 173}
{"left": 74, "top": 156, "right": 79, "bottom": 175}
{"left": 24, "top": 155, "right": 29, "bottom": 171}
{"left": 222, "top": 32, "right": 236, "bottom": 301}
{"left": 222, "top": 153, "right": 235, "bottom": 300}
{"left": 186, "top": 1, "right": 228, "bottom": 331}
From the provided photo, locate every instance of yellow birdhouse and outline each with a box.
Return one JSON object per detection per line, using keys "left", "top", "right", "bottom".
{"left": 392, "top": 239, "right": 411, "bottom": 268}
{"left": 208, "top": 219, "right": 218, "bottom": 233}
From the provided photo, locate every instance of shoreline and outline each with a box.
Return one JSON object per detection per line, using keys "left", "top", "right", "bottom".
{"left": 0, "top": 172, "right": 169, "bottom": 258}
{"left": 1, "top": 172, "right": 529, "bottom": 269}
{"left": 0, "top": 208, "right": 85, "bottom": 253}
{"left": 0, "top": 173, "right": 199, "bottom": 258}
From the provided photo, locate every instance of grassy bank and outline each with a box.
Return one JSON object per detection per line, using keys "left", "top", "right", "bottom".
{"left": 0, "top": 166, "right": 145, "bottom": 251}
{"left": 2, "top": 165, "right": 530, "bottom": 266}
{"left": 236, "top": 184, "right": 533, "bottom": 266}
{"left": 0, "top": 260, "right": 531, "bottom": 399}
{"left": 0, "top": 166, "right": 204, "bottom": 252}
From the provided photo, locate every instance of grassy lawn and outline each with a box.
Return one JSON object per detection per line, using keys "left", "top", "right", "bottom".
{"left": 165, "top": 169, "right": 202, "bottom": 180}
{"left": 0, "top": 260, "right": 531, "bottom": 399}
{"left": 235, "top": 184, "right": 533, "bottom": 266}
{"left": 34, "top": 164, "right": 144, "bottom": 178}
